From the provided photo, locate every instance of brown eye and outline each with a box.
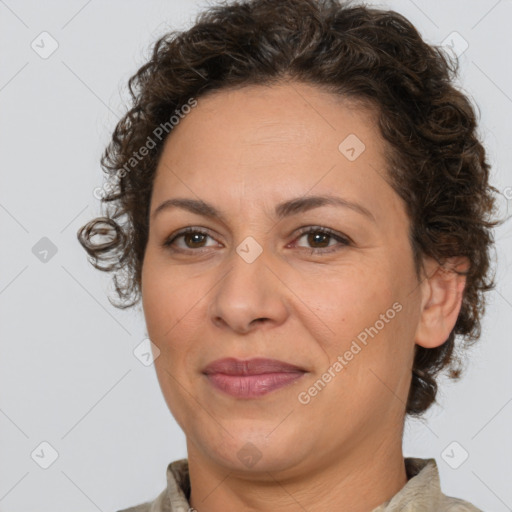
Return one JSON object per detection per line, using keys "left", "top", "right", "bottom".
{"left": 181, "top": 232, "right": 208, "bottom": 248}
{"left": 293, "top": 227, "right": 351, "bottom": 254}
{"left": 163, "top": 227, "right": 219, "bottom": 252}
{"left": 304, "top": 231, "right": 330, "bottom": 248}
{"left": 162, "top": 226, "right": 351, "bottom": 256}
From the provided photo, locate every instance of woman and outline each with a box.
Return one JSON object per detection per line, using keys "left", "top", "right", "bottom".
{"left": 78, "top": 0, "right": 499, "bottom": 510}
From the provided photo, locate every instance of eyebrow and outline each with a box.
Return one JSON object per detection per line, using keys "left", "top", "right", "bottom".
{"left": 152, "top": 194, "right": 375, "bottom": 223}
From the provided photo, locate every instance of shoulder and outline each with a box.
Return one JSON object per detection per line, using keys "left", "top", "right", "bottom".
{"left": 115, "top": 458, "right": 190, "bottom": 512}
{"left": 439, "top": 495, "right": 484, "bottom": 512}
{"left": 373, "top": 457, "right": 484, "bottom": 512}
{"left": 409, "top": 457, "right": 483, "bottom": 512}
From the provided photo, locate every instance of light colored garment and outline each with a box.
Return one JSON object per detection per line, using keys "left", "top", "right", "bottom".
{"left": 116, "top": 457, "right": 482, "bottom": 512}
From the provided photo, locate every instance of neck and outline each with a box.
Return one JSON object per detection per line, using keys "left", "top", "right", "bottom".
{"left": 186, "top": 435, "right": 407, "bottom": 512}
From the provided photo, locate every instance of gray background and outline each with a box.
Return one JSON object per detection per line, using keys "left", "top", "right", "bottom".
{"left": 1, "top": 0, "right": 511, "bottom": 510}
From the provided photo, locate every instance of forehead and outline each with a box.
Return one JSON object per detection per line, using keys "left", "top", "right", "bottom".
{"left": 151, "top": 81, "right": 401, "bottom": 222}
{"left": 164, "top": 81, "right": 379, "bottom": 153}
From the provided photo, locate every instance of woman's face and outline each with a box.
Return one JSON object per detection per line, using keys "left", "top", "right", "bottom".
{"left": 141, "top": 81, "right": 424, "bottom": 475}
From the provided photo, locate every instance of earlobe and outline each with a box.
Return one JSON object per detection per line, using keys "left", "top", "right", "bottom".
{"left": 415, "top": 256, "right": 469, "bottom": 349}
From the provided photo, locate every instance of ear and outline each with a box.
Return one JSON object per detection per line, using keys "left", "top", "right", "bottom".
{"left": 414, "top": 256, "right": 470, "bottom": 349}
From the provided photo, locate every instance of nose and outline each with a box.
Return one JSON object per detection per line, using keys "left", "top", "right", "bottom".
{"left": 208, "top": 248, "right": 289, "bottom": 334}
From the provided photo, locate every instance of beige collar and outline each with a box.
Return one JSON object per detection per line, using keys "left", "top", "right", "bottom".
{"left": 121, "top": 457, "right": 481, "bottom": 511}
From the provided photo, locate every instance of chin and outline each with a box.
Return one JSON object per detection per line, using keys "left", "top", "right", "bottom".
{"left": 195, "top": 425, "right": 309, "bottom": 475}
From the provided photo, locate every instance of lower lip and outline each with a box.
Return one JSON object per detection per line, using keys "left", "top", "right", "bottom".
{"left": 205, "top": 372, "right": 305, "bottom": 398}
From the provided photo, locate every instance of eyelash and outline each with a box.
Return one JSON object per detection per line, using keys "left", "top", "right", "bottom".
{"left": 162, "top": 226, "right": 351, "bottom": 255}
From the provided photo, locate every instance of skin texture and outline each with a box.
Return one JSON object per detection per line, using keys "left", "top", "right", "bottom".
{"left": 141, "top": 81, "right": 468, "bottom": 512}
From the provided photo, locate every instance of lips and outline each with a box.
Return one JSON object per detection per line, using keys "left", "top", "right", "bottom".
{"left": 202, "top": 357, "right": 307, "bottom": 398}
{"left": 202, "top": 357, "right": 306, "bottom": 376}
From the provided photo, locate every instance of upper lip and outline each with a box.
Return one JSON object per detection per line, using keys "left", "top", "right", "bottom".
{"left": 202, "top": 357, "right": 306, "bottom": 376}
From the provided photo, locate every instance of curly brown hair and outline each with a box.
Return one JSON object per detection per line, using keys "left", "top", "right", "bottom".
{"left": 77, "top": 0, "right": 501, "bottom": 417}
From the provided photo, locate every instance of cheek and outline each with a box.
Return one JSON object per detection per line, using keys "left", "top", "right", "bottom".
{"left": 142, "top": 254, "right": 193, "bottom": 335}
{"left": 141, "top": 257, "right": 212, "bottom": 373}
{"left": 293, "top": 265, "right": 398, "bottom": 345}
{"left": 298, "top": 266, "right": 411, "bottom": 390}
{"left": 141, "top": 261, "right": 203, "bottom": 421}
